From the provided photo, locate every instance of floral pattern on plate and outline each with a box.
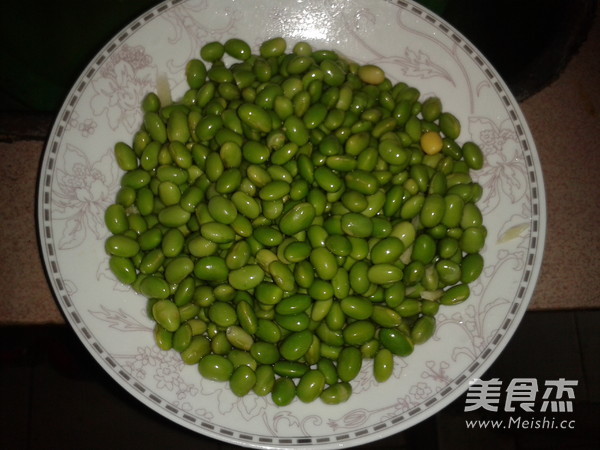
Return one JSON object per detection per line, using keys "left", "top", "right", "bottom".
{"left": 38, "top": 0, "right": 545, "bottom": 448}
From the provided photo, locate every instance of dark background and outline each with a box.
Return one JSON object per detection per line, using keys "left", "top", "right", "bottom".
{"left": 0, "top": 0, "right": 596, "bottom": 111}
{"left": 1, "top": 1, "right": 599, "bottom": 449}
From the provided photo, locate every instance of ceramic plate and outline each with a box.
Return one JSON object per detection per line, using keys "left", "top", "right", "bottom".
{"left": 37, "top": 0, "right": 545, "bottom": 448}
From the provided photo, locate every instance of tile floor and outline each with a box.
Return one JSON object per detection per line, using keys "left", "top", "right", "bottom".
{"left": 1, "top": 310, "right": 598, "bottom": 449}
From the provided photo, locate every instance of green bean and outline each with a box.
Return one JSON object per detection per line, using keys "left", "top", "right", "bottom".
{"left": 461, "top": 253, "right": 484, "bottom": 283}
{"left": 309, "top": 247, "right": 338, "bottom": 280}
{"left": 180, "top": 335, "right": 211, "bottom": 365}
{"left": 460, "top": 226, "right": 486, "bottom": 254}
{"left": 373, "top": 349, "right": 394, "bottom": 383}
{"left": 193, "top": 255, "right": 228, "bottom": 282}
{"left": 370, "top": 305, "right": 402, "bottom": 328}
{"left": 379, "top": 328, "right": 414, "bottom": 356}
{"left": 337, "top": 346, "right": 363, "bottom": 382}
{"left": 343, "top": 320, "right": 376, "bottom": 346}
{"left": 275, "top": 311, "right": 310, "bottom": 331}
{"left": 109, "top": 256, "right": 136, "bottom": 285}
{"left": 253, "top": 364, "right": 276, "bottom": 396}
{"left": 320, "top": 382, "right": 352, "bottom": 405}
{"left": 297, "top": 370, "right": 326, "bottom": 403}
{"left": 153, "top": 324, "right": 173, "bottom": 351}
{"left": 250, "top": 342, "right": 279, "bottom": 365}
{"left": 273, "top": 360, "right": 309, "bottom": 378}
{"left": 439, "top": 112, "right": 461, "bottom": 140}
{"left": 105, "top": 204, "right": 129, "bottom": 235}
{"left": 411, "top": 316, "right": 436, "bottom": 345}
{"left": 271, "top": 376, "right": 296, "bottom": 406}
{"left": 254, "top": 318, "right": 281, "bottom": 343}
{"left": 152, "top": 299, "right": 180, "bottom": 331}
{"left": 198, "top": 354, "right": 233, "bottom": 381}
{"left": 105, "top": 37, "right": 488, "bottom": 405}
{"left": 367, "top": 264, "right": 403, "bottom": 285}
{"left": 207, "top": 301, "right": 237, "bottom": 328}
{"left": 324, "top": 302, "right": 345, "bottom": 333}
{"left": 260, "top": 37, "right": 286, "bottom": 58}
{"left": 275, "top": 294, "right": 311, "bottom": 315}
{"left": 114, "top": 142, "right": 137, "bottom": 171}
{"left": 105, "top": 235, "right": 140, "bottom": 258}
{"left": 226, "top": 325, "right": 254, "bottom": 351}
{"left": 229, "top": 365, "right": 256, "bottom": 397}
{"left": 200, "top": 222, "right": 235, "bottom": 244}
{"left": 164, "top": 256, "right": 194, "bottom": 284}
{"left": 440, "top": 283, "right": 470, "bottom": 305}
{"left": 279, "top": 330, "right": 313, "bottom": 361}
{"left": 224, "top": 38, "right": 251, "bottom": 61}
{"left": 227, "top": 349, "right": 256, "bottom": 370}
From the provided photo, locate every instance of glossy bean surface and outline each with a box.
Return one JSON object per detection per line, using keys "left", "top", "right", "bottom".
{"left": 105, "top": 37, "right": 487, "bottom": 405}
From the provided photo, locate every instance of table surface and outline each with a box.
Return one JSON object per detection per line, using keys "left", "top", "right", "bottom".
{"left": 1, "top": 11, "right": 599, "bottom": 325}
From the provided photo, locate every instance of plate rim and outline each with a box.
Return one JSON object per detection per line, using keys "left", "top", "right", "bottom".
{"left": 36, "top": 0, "right": 547, "bottom": 448}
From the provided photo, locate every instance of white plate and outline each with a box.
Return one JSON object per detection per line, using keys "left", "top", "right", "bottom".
{"left": 37, "top": 0, "right": 546, "bottom": 448}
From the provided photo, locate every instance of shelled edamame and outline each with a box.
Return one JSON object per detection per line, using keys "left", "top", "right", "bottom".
{"left": 105, "top": 37, "right": 486, "bottom": 406}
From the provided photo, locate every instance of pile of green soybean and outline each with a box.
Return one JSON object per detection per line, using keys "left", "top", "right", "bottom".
{"left": 104, "top": 37, "right": 486, "bottom": 406}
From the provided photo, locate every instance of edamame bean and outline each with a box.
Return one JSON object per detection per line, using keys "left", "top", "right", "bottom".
{"left": 462, "top": 141, "right": 484, "bottom": 170}
{"left": 460, "top": 226, "right": 486, "bottom": 254}
{"left": 411, "top": 316, "right": 436, "bottom": 344}
{"left": 250, "top": 342, "right": 280, "bottom": 365}
{"left": 253, "top": 364, "right": 276, "bottom": 396}
{"left": 164, "top": 256, "right": 194, "bottom": 284}
{"left": 279, "top": 330, "right": 313, "bottom": 361}
{"left": 224, "top": 38, "right": 251, "bottom": 61}
{"left": 310, "top": 247, "right": 338, "bottom": 280}
{"left": 271, "top": 377, "right": 296, "bottom": 406}
{"left": 439, "top": 112, "right": 461, "bottom": 139}
{"left": 226, "top": 325, "right": 254, "bottom": 351}
{"left": 194, "top": 256, "right": 229, "bottom": 282}
{"left": 340, "top": 296, "right": 373, "bottom": 320}
{"left": 337, "top": 346, "right": 363, "bottom": 382}
{"left": 273, "top": 361, "right": 309, "bottom": 378}
{"left": 461, "top": 253, "right": 484, "bottom": 283}
{"left": 198, "top": 354, "right": 233, "bottom": 381}
{"left": 343, "top": 320, "right": 376, "bottom": 346}
{"left": 109, "top": 256, "right": 136, "bottom": 285}
{"left": 367, "top": 264, "right": 403, "bottom": 285}
{"left": 440, "top": 283, "right": 470, "bottom": 305}
{"left": 275, "top": 312, "right": 310, "bottom": 331}
{"left": 260, "top": 37, "right": 287, "bottom": 58}
{"left": 379, "top": 328, "right": 414, "bottom": 356}
{"left": 227, "top": 349, "right": 256, "bottom": 370}
{"left": 105, "top": 235, "right": 140, "bottom": 258}
{"left": 153, "top": 324, "right": 173, "bottom": 351}
{"left": 105, "top": 37, "right": 488, "bottom": 405}
{"left": 374, "top": 348, "right": 394, "bottom": 383}
{"left": 180, "top": 335, "right": 211, "bottom": 365}
{"left": 320, "top": 382, "right": 352, "bottom": 405}
{"left": 370, "top": 305, "right": 402, "bottom": 328}
{"left": 105, "top": 204, "right": 129, "bottom": 235}
{"left": 238, "top": 103, "right": 272, "bottom": 133}
{"left": 229, "top": 365, "right": 256, "bottom": 397}
{"left": 152, "top": 299, "right": 180, "bottom": 332}
{"left": 200, "top": 222, "right": 235, "bottom": 244}
{"left": 296, "top": 370, "right": 326, "bottom": 403}
{"left": 255, "top": 318, "right": 282, "bottom": 343}
{"left": 341, "top": 213, "right": 373, "bottom": 238}
{"left": 279, "top": 202, "right": 316, "bottom": 236}
{"left": 370, "top": 237, "right": 404, "bottom": 264}
{"left": 276, "top": 294, "right": 312, "bottom": 315}
{"left": 228, "top": 265, "right": 264, "bottom": 290}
